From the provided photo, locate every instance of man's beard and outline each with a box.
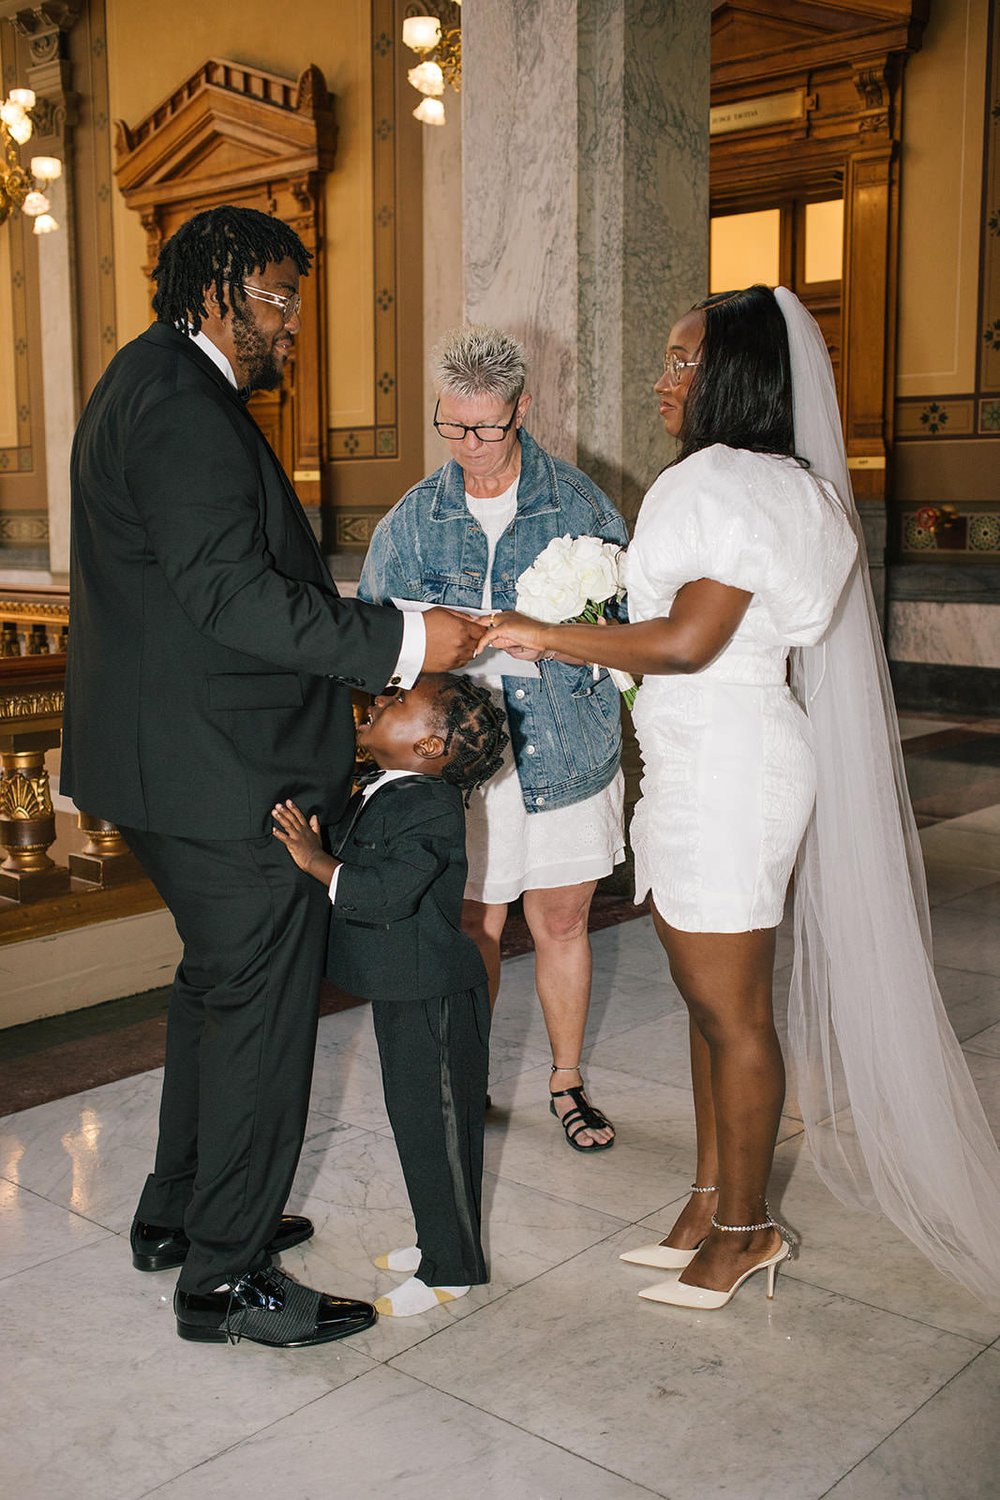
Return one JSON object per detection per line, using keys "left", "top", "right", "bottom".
{"left": 232, "top": 305, "right": 285, "bottom": 393}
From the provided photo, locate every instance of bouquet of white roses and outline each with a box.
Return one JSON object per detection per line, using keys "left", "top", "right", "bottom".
{"left": 515, "top": 534, "right": 636, "bottom": 709}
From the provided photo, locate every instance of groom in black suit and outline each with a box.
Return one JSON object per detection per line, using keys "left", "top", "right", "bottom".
{"left": 62, "top": 205, "right": 484, "bottom": 1347}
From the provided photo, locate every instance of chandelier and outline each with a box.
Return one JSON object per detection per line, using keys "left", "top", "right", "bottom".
{"left": 402, "top": 4, "right": 462, "bottom": 127}
{"left": 0, "top": 88, "right": 62, "bottom": 233}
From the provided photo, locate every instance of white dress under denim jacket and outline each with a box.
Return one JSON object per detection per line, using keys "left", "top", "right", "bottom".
{"left": 358, "top": 429, "right": 630, "bottom": 815}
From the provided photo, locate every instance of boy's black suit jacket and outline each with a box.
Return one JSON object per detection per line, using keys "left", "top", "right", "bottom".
{"left": 62, "top": 322, "right": 403, "bottom": 839}
{"left": 326, "top": 775, "right": 487, "bottom": 1004}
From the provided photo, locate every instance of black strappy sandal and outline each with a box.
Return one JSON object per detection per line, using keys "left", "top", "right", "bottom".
{"left": 548, "top": 1065, "right": 616, "bottom": 1152}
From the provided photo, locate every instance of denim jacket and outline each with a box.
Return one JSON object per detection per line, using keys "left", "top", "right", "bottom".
{"left": 358, "top": 429, "right": 629, "bottom": 813}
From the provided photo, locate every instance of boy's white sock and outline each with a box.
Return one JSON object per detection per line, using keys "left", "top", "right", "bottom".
{"left": 374, "top": 1275, "right": 469, "bottom": 1318}
{"left": 373, "top": 1245, "right": 421, "bottom": 1273}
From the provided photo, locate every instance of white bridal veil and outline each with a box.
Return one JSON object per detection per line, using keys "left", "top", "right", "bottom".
{"left": 776, "top": 286, "right": 1000, "bottom": 1304}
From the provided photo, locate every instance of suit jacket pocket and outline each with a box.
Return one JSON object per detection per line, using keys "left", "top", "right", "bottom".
{"left": 207, "top": 672, "right": 305, "bottom": 711}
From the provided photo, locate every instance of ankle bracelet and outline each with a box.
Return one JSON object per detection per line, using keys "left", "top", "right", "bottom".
{"left": 550, "top": 1064, "right": 581, "bottom": 1073}
{"left": 712, "top": 1213, "right": 775, "bottom": 1233}
{"left": 710, "top": 1202, "right": 796, "bottom": 1251}
{"left": 711, "top": 1199, "right": 776, "bottom": 1233}
{"left": 690, "top": 1183, "right": 720, "bottom": 1194}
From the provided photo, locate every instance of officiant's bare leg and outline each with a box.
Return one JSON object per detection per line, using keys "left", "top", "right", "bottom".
{"left": 524, "top": 880, "right": 614, "bottom": 1148}
{"left": 463, "top": 887, "right": 613, "bottom": 1146}
{"left": 652, "top": 904, "right": 784, "bottom": 1289}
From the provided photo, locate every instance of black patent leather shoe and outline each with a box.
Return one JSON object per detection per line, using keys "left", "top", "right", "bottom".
{"left": 131, "top": 1214, "right": 314, "bottom": 1272}
{"left": 174, "top": 1265, "right": 377, "bottom": 1346}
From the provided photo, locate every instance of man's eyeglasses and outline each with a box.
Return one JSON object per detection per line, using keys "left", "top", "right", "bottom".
{"left": 432, "top": 398, "right": 519, "bottom": 443}
{"left": 661, "top": 351, "right": 701, "bottom": 385}
{"left": 241, "top": 284, "right": 302, "bottom": 321}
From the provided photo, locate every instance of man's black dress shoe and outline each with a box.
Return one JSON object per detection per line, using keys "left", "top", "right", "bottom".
{"left": 174, "top": 1265, "right": 377, "bottom": 1346}
{"left": 131, "top": 1214, "right": 314, "bottom": 1272}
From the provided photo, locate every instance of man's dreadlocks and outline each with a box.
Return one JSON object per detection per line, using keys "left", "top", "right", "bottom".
{"left": 151, "top": 205, "right": 312, "bottom": 330}
{"left": 434, "top": 676, "right": 509, "bottom": 805}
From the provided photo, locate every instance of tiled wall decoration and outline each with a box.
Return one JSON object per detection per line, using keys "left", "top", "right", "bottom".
{"left": 900, "top": 502, "right": 1000, "bottom": 557}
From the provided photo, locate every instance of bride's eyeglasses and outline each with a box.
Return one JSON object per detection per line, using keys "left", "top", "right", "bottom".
{"left": 661, "top": 351, "right": 701, "bottom": 386}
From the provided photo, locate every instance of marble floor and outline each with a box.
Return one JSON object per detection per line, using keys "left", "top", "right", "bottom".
{"left": 3, "top": 719, "right": 1000, "bottom": 1499}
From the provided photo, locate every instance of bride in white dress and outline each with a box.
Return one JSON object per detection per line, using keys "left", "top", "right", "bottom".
{"left": 480, "top": 285, "right": 1000, "bottom": 1312}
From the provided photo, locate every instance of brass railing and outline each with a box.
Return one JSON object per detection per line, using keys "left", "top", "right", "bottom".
{"left": 0, "top": 586, "right": 375, "bottom": 942}
{"left": 0, "top": 587, "right": 143, "bottom": 931}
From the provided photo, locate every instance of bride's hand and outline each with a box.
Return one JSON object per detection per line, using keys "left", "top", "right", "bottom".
{"left": 476, "top": 610, "right": 549, "bottom": 656}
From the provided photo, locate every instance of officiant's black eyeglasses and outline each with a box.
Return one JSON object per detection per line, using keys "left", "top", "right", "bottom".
{"left": 433, "top": 399, "right": 519, "bottom": 442}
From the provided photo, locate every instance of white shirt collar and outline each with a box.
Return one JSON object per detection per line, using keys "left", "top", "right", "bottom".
{"left": 188, "top": 327, "right": 238, "bottom": 388}
{"left": 361, "top": 766, "right": 434, "bottom": 801}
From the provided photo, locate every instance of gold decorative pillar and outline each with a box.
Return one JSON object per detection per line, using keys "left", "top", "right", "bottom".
{"left": 0, "top": 598, "right": 69, "bottom": 904}
{"left": 0, "top": 731, "right": 68, "bottom": 901}
{"left": 69, "top": 812, "right": 140, "bottom": 889}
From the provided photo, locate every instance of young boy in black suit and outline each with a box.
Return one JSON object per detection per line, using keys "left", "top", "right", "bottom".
{"left": 272, "top": 673, "right": 508, "bottom": 1317}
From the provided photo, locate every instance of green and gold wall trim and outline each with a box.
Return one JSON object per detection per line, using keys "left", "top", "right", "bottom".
{"left": 0, "top": 450, "right": 33, "bottom": 473}
{"left": 895, "top": 397, "right": 1000, "bottom": 439}
{"left": 332, "top": 508, "right": 389, "bottom": 550}
{"left": 979, "top": 0, "right": 1000, "bottom": 398}
{"left": 327, "top": 0, "right": 400, "bottom": 466}
{"left": 900, "top": 502, "right": 1000, "bottom": 558}
{"left": 0, "top": 512, "right": 48, "bottom": 545}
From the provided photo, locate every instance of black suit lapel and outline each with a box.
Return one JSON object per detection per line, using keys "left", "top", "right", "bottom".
{"left": 255, "top": 430, "right": 333, "bottom": 578}
{"left": 140, "top": 323, "right": 334, "bottom": 585}
{"left": 331, "top": 789, "right": 368, "bottom": 857}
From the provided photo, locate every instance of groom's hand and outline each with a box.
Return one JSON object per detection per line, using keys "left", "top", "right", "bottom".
{"left": 422, "top": 607, "right": 488, "bottom": 670}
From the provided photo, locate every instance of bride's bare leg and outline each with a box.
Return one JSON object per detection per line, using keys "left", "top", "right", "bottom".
{"left": 657, "top": 914, "right": 784, "bottom": 1289}
{"left": 651, "top": 905, "right": 719, "bottom": 1246}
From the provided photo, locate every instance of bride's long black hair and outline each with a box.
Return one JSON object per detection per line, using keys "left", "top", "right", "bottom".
{"left": 678, "top": 284, "right": 803, "bottom": 464}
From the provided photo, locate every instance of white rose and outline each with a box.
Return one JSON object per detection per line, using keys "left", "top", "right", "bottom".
{"left": 516, "top": 533, "right": 620, "bottom": 621}
{"left": 568, "top": 536, "right": 621, "bottom": 604}
{"left": 516, "top": 535, "right": 586, "bottom": 620}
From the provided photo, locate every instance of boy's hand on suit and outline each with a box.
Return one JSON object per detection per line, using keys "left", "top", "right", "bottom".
{"left": 272, "top": 800, "right": 338, "bottom": 886}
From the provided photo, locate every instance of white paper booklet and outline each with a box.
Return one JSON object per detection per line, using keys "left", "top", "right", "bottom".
{"left": 390, "top": 598, "right": 541, "bottom": 680}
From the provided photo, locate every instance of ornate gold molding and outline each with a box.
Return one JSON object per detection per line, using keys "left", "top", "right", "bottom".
{"left": 0, "top": 689, "right": 64, "bottom": 721}
{"left": 0, "top": 598, "right": 69, "bottom": 621}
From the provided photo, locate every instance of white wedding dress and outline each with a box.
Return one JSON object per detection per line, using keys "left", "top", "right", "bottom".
{"left": 626, "top": 442, "right": 857, "bottom": 932}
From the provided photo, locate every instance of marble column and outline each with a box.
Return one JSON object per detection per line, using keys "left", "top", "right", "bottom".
{"left": 461, "top": 0, "right": 709, "bottom": 524}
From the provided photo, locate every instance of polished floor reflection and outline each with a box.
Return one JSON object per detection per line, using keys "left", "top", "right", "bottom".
{"left": 2, "top": 714, "right": 999, "bottom": 1499}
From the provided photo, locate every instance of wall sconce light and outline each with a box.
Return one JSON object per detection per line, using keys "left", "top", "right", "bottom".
{"left": 403, "top": 5, "right": 461, "bottom": 126}
{"left": 0, "top": 89, "right": 63, "bottom": 232}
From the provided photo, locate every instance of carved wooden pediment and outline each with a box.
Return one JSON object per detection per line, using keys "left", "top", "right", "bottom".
{"left": 113, "top": 58, "right": 338, "bottom": 509}
{"left": 114, "top": 58, "right": 337, "bottom": 210}
{"left": 712, "top": 0, "right": 929, "bottom": 74}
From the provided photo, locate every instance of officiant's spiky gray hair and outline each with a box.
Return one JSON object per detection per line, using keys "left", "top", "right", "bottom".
{"left": 433, "top": 325, "right": 527, "bottom": 403}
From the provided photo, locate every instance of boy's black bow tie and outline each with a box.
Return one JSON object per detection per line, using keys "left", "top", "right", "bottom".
{"left": 355, "top": 766, "right": 385, "bottom": 788}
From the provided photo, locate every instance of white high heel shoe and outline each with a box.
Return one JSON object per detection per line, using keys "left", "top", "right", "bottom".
{"left": 638, "top": 1203, "right": 795, "bottom": 1310}
{"left": 620, "top": 1240, "right": 702, "bottom": 1270}
{"left": 619, "top": 1183, "right": 718, "bottom": 1270}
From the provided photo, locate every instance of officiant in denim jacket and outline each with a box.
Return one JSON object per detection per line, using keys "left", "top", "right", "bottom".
{"left": 359, "top": 325, "right": 628, "bottom": 1152}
